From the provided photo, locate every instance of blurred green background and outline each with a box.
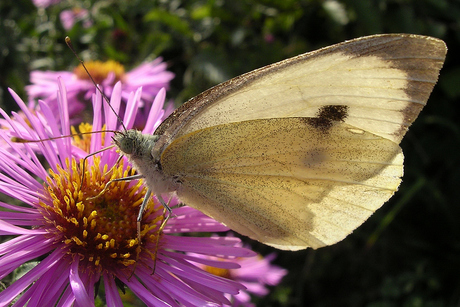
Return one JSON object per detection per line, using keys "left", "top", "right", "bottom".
{"left": 1, "top": 0, "right": 459, "bottom": 306}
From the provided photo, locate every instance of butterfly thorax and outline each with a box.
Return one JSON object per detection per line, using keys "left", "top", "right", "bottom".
{"left": 112, "top": 130, "right": 179, "bottom": 194}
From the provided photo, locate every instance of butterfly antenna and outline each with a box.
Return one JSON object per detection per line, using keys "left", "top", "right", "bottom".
{"left": 11, "top": 130, "right": 118, "bottom": 143}
{"left": 65, "top": 36, "right": 127, "bottom": 132}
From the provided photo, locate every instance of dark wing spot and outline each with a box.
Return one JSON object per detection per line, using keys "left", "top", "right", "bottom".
{"left": 306, "top": 105, "right": 349, "bottom": 132}
{"left": 305, "top": 117, "right": 334, "bottom": 130}
{"left": 318, "top": 105, "right": 348, "bottom": 122}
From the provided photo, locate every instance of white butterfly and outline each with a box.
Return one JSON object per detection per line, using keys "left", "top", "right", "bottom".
{"left": 114, "top": 34, "right": 447, "bottom": 251}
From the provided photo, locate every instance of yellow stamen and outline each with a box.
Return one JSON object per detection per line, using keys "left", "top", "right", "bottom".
{"left": 204, "top": 266, "right": 231, "bottom": 279}
{"left": 73, "top": 60, "right": 125, "bottom": 84}
{"left": 37, "top": 123, "right": 167, "bottom": 275}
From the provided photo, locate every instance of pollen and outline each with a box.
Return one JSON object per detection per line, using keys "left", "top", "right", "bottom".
{"left": 38, "top": 155, "right": 166, "bottom": 273}
{"left": 73, "top": 60, "right": 125, "bottom": 84}
{"left": 71, "top": 123, "right": 106, "bottom": 152}
{"left": 204, "top": 265, "right": 231, "bottom": 279}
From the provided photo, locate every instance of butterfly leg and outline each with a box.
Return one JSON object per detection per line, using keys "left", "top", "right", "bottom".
{"left": 79, "top": 145, "right": 117, "bottom": 190}
{"left": 149, "top": 194, "right": 172, "bottom": 274}
{"left": 137, "top": 188, "right": 152, "bottom": 247}
{"left": 87, "top": 174, "right": 145, "bottom": 201}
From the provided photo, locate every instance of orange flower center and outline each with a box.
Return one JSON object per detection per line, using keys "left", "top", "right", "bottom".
{"left": 73, "top": 60, "right": 125, "bottom": 84}
{"left": 204, "top": 265, "right": 231, "bottom": 279}
{"left": 38, "top": 143, "right": 165, "bottom": 273}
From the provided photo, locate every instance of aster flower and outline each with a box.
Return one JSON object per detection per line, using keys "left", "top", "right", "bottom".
{"left": 227, "top": 252, "right": 287, "bottom": 306}
{"left": 26, "top": 58, "right": 174, "bottom": 127}
{"left": 60, "top": 7, "right": 92, "bottom": 30}
{"left": 191, "top": 237, "right": 288, "bottom": 307}
{"left": 31, "top": 0, "right": 61, "bottom": 8}
{"left": 0, "top": 79, "right": 257, "bottom": 306}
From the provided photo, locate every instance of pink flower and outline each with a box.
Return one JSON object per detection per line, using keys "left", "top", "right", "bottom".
{"left": 191, "top": 237, "right": 288, "bottom": 306}
{"left": 227, "top": 253, "right": 287, "bottom": 306}
{"left": 0, "top": 80, "right": 257, "bottom": 305}
{"left": 60, "top": 8, "right": 92, "bottom": 30}
{"left": 32, "top": 0, "right": 61, "bottom": 8}
{"left": 26, "top": 58, "right": 174, "bottom": 127}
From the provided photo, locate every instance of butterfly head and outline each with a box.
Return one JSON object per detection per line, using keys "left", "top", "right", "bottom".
{"left": 112, "top": 130, "right": 160, "bottom": 159}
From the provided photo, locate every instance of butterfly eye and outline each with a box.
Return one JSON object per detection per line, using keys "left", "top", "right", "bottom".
{"left": 112, "top": 132, "right": 135, "bottom": 155}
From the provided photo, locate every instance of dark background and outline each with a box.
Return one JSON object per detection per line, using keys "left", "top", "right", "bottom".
{"left": 1, "top": 0, "right": 459, "bottom": 306}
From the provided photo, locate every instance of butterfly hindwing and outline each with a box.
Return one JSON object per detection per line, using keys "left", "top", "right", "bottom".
{"left": 160, "top": 117, "right": 403, "bottom": 250}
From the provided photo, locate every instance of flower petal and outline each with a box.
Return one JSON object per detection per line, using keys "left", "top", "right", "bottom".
{"left": 0, "top": 248, "right": 63, "bottom": 305}
{"left": 69, "top": 257, "right": 94, "bottom": 307}
{"left": 103, "top": 272, "right": 124, "bottom": 307}
{"left": 144, "top": 87, "right": 166, "bottom": 134}
{"left": 0, "top": 220, "right": 46, "bottom": 235}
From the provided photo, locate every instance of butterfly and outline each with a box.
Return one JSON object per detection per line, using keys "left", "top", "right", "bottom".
{"left": 113, "top": 34, "right": 446, "bottom": 251}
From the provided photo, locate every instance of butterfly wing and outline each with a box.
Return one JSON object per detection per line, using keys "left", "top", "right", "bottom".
{"left": 154, "top": 34, "right": 446, "bottom": 155}
{"left": 160, "top": 118, "right": 403, "bottom": 250}
{"left": 153, "top": 34, "right": 446, "bottom": 250}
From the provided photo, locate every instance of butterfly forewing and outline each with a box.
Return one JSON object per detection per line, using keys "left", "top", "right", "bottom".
{"left": 154, "top": 34, "right": 446, "bottom": 152}
{"left": 160, "top": 118, "right": 403, "bottom": 250}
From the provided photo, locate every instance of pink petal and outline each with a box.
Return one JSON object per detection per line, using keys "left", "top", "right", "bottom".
{"left": 69, "top": 258, "right": 94, "bottom": 307}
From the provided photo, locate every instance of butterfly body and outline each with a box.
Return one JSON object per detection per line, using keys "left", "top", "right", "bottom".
{"left": 113, "top": 130, "right": 179, "bottom": 195}
{"left": 114, "top": 34, "right": 446, "bottom": 251}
